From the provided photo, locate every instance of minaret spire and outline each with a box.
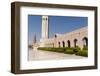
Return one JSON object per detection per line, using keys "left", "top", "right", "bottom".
{"left": 33, "top": 34, "right": 37, "bottom": 44}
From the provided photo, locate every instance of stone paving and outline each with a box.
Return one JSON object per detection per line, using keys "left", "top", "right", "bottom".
{"left": 28, "top": 49, "right": 86, "bottom": 61}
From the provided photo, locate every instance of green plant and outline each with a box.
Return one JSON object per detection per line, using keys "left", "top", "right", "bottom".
{"left": 73, "top": 46, "right": 81, "bottom": 53}
{"left": 38, "top": 47, "right": 88, "bottom": 57}
{"left": 82, "top": 46, "right": 88, "bottom": 50}
{"left": 76, "top": 50, "right": 88, "bottom": 57}
{"left": 65, "top": 47, "right": 74, "bottom": 54}
{"left": 37, "top": 47, "right": 66, "bottom": 53}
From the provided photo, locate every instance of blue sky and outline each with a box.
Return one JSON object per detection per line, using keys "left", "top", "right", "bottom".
{"left": 28, "top": 15, "right": 88, "bottom": 45}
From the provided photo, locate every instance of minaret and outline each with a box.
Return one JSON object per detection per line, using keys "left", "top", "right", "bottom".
{"left": 33, "top": 34, "right": 36, "bottom": 44}
{"left": 40, "top": 16, "right": 49, "bottom": 47}
{"left": 42, "top": 16, "right": 49, "bottom": 39}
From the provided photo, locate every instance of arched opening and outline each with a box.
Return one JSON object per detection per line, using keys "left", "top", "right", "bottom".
{"left": 62, "top": 41, "right": 65, "bottom": 47}
{"left": 58, "top": 42, "right": 60, "bottom": 48}
{"left": 83, "top": 37, "right": 88, "bottom": 47}
{"left": 67, "top": 40, "right": 70, "bottom": 48}
{"left": 74, "top": 39, "right": 78, "bottom": 47}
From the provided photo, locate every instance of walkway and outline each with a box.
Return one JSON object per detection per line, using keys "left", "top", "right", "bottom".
{"left": 28, "top": 49, "right": 86, "bottom": 61}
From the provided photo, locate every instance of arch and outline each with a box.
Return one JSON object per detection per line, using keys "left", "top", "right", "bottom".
{"left": 62, "top": 41, "right": 65, "bottom": 47}
{"left": 58, "top": 42, "right": 61, "bottom": 48}
{"left": 74, "top": 39, "right": 78, "bottom": 47}
{"left": 67, "top": 40, "right": 71, "bottom": 48}
{"left": 82, "top": 37, "right": 88, "bottom": 47}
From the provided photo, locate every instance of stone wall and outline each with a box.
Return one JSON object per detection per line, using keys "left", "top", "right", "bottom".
{"left": 42, "top": 26, "right": 88, "bottom": 49}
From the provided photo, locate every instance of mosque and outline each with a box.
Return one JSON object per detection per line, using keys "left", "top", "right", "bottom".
{"left": 33, "top": 16, "right": 88, "bottom": 49}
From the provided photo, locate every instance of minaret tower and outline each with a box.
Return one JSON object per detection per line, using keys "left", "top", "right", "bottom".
{"left": 40, "top": 16, "right": 49, "bottom": 47}
{"left": 42, "top": 16, "right": 49, "bottom": 39}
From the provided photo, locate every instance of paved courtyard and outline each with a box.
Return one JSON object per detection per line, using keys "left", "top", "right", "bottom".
{"left": 28, "top": 49, "right": 86, "bottom": 61}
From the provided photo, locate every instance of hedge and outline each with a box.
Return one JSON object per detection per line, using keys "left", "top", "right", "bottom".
{"left": 82, "top": 46, "right": 88, "bottom": 50}
{"left": 75, "top": 50, "right": 88, "bottom": 57}
{"left": 73, "top": 46, "right": 81, "bottom": 53}
{"left": 38, "top": 47, "right": 66, "bottom": 53}
{"left": 38, "top": 46, "right": 88, "bottom": 57}
{"left": 65, "top": 47, "right": 74, "bottom": 54}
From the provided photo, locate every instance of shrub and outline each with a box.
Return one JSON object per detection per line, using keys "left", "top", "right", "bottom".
{"left": 38, "top": 47, "right": 88, "bottom": 57}
{"left": 82, "top": 46, "right": 88, "bottom": 50}
{"left": 65, "top": 47, "right": 74, "bottom": 54}
{"left": 73, "top": 46, "right": 81, "bottom": 53}
{"left": 54, "top": 48, "right": 66, "bottom": 53}
{"left": 37, "top": 47, "right": 66, "bottom": 53}
{"left": 75, "top": 46, "right": 88, "bottom": 57}
{"left": 76, "top": 50, "right": 88, "bottom": 57}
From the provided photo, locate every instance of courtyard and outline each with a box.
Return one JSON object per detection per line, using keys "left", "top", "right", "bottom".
{"left": 28, "top": 49, "right": 86, "bottom": 61}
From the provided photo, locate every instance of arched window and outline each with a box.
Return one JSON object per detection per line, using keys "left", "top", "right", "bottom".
{"left": 82, "top": 37, "right": 88, "bottom": 47}
{"left": 67, "top": 40, "right": 70, "bottom": 48}
{"left": 74, "top": 39, "right": 78, "bottom": 47}
{"left": 58, "top": 42, "right": 60, "bottom": 48}
{"left": 62, "top": 41, "right": 65, "bottom": 47}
